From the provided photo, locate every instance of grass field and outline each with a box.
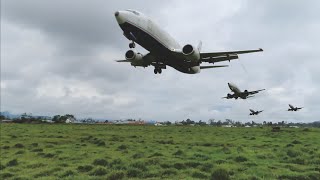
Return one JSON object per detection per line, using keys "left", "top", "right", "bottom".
{"left": 0, "top": 124, "right": 319, "bottom": 179}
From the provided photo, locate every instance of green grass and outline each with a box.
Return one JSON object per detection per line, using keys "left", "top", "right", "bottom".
{"left": 0, "top": 124, "right": 319, "bottom": 179}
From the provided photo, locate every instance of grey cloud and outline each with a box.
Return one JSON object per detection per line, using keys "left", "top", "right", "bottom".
{"left": 1, "top": 1, "right": 319, "bottom": 122}
{"left": 2, "top": 0, "right": 170, "bottom": 54}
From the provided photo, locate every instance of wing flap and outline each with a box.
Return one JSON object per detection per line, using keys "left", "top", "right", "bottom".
{"left": 201, "top": 48, "right": 263, "bottom": 59}
{"left": 248, "top": 89, "right": 266, "bottom": 95}
{"left": 116, "top": 60, "right": 131, "bottom": 62}
{"left": 200, "top": 65, "right": 229, "bottom": 69}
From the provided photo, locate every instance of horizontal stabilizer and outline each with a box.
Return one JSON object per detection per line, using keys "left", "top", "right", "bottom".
{"left": 200, "top": 65, "right": 228, "bottom": 69}
{"left": 115, "top": 60, "right": 131, "bottom": 62}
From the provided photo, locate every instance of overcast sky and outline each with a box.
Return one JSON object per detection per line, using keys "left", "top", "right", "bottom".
{"left": 1, "top": 0, "right": 319, "bottom": 122}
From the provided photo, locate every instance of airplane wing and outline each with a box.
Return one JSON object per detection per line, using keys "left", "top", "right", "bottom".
{"left": 200, "top": 48, "right": 263, "bottom": 63}
{"left": 249, "top": 109, "right": 255, "bottom": 113}
{"left": 200, "top": 65, "right": 228, "bottom": 69}
{"left": 246, "top": 95, "right": 255, "bottom": 99}
{"left": 248, "top": 89, "right": 266, "bottom": 95}
{"left": 116, "top": 60, "right": 131, "bottom": 62}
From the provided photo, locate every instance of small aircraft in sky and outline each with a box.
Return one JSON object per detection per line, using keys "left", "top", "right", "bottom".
{"left": 223, "top": 83, "right": 265, "bottom": 99}
{"left": 249, "top": 109, "right": 263, "bottom": 116}
{"left": 288, "top": 104, "right": 303, "bottom": 111}
{"left": 114, "top": 10, "right": 263, "bottom": 74}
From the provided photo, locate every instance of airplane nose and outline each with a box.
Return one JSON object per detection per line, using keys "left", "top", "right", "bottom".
{"left": 115, "top": 11, "right": 119, "bottom": 17}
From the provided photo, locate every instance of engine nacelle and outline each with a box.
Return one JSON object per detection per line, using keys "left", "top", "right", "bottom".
{"left": 182, "top": 44, "right": 200, "bottom": 62}
{"left": 125, "top": 50, "right": 147, "bottom": 67}
{"left": 244, "top": 90, "right": 249, "bottom": 96}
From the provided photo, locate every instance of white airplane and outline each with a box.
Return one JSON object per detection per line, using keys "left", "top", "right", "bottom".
{"left": 223, "top": 83, "right": 265, "bottom": 99}
{"left": 249, "top": 109, "right": 263, "bottom": 116}
{"left": 288, "top": 104, "right": 303, "bottom": 111}
{"left": 114, "top": 10, "right": 263, "bottom": 74}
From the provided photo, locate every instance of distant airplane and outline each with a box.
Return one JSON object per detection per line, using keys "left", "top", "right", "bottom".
{"left": 223, "top": 83, "right": 265, "bottom": 99}
{"left": 288, "top": 104, "right": 303, "bottom": 111}
{"left": 114, "top": 10, "right": 263, "bottom": 74}
{"left": 249, "top": 109, "right": 263, "bottom": 116}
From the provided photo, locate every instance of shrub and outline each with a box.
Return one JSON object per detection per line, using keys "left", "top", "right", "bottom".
{"left": 60, "top": 170, "right": 74, "bottom": 178}
{"left": 192, "top": 171, "right": 208, "bottom": 179}
{"left": 0, "top": 163, "right": 6, "bottom": 170}
{"left": 235, "top": 156, "right": 248, "bottom": 162}
{"left": 302, "top": 128, "right": 310, "bottom": 132}
{"left": 132, "top": 152, "right": 144, "bottom": 159}
{"left": 161, "top": 169, "right": 177, "bottom": 176}
{"left": 160, "top": 163, "right": 171, "bottom": 169}
{"left": 216, "top": 160, "right": 226, "bottom": 164}
{"left": 6, "top": 159, "right": 18, "bottom": 167}
{"left": 1, "top": 173, "right": 14, "bottom": 179}
{"left": 43, "top": 153, "right": 55, "bottom": 158}
{"left": 149, "top": 152, "right": 163, "bottom": 157}
{"left": 77, "top": 165, "right": 93, "bottom": 172}
{"left": 184, "top": 161, "right": 201, "bottom": 168}
{"left": 107, "top": 171, "right": 125, "bottom": 180}
{"left": 117, "top": 144, "right": 128, "bottom": 151}
{"left": 15, "top": 150, "right": 25, "bottom": 154}
{"left": 93, "top": 159, "right": 109, "bottom": 166}
{"left": 127, "top": 168, "right": 143, "bottom": 178}
{"left": 211, "top": 168, "right": 230, "bottom": 180}
{"left": 291, "top": 157, "right": 305, "bottom": 165}
{"left": 110, "top": 158, "right": 122, "bottom": 166}
{"left": 14, "top": 143, "right": 24, "bottom": 148}
{"left": 193, "top": 153, "right": 210, "bottom": 161}
{"left": 287, "top": 149, "right": 301, "bottom": 158}
{"left": 26, "top": 163, "right": 46, "bottom": 169}
{"left": 173, "top": 163, "right": 186, "bottom": 170}
{"left": 200, "top": 163, "right": 213, "bottom": 172}
{"left": 90, "top": 167, "right": 108, "bottom": 176}
{"left": 223, "top": 146, "right": 231, "bottom": 154}
{"left": 96, "top": 140, "right": 106, "bottom": 147}
{"left": 2, "top": 146, "right": 10, "bottom": 149}
{"left": 292, "top": 140, "right": 302, "bottom": 144}
{"left": 173, "top": 150, "right": 184, "bottom": 156}
{"left": 31, "top": 143, "right": 38, "bottom": 147}
{"left": 31, "top": 148, "right": 43, "bottom": 152}
{"left": 130, "top": 161, "right": 147, "bottom": 171}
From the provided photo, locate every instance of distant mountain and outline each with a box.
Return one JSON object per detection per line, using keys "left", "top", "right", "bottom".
{"left": 0, "top": 111, "right": 20, "bottom": 119}
{"left": 0, "top": 111, "right": 51, "bottom": 120}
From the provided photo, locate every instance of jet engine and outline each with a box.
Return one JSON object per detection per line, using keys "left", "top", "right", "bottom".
{"left": 227, "top": 93, "right": 233, "bottom": 99}
{"left": 182, "top": 44, "right": 200, "bottom": 62}
{"left": 125, "top": 50, "right": 147, "bottom": 67}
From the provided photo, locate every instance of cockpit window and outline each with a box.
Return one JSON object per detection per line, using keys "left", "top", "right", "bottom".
{"left": 126, "top": 9, "right": 140, "bottom": 15}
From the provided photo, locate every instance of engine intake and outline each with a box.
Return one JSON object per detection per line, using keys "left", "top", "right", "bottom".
{"left": 125, "top": 50, "right": 148, "bottom": 67}
{"left": 182, "top": 44, "right": 200, "bottom": 62}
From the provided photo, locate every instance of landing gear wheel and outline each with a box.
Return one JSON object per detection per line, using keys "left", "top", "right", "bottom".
{"left": 129, "top": 42, "right": 136, "bottom": 48}
{"left": 158, "top": 69, "right": 162, "bottom": 74}
{"left": 154, "top": 69, "right": 158, "bottom": 74}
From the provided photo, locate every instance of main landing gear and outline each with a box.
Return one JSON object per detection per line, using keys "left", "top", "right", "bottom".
{"left": 154, "top": 68, "right": 162, "bottom": 74}
{"left": 129, "top": 41, "right": 136, "bottom": 48}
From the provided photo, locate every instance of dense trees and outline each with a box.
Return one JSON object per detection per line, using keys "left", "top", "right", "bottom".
{"left": 52, "top": 114, "right": 75, "bottom": 123}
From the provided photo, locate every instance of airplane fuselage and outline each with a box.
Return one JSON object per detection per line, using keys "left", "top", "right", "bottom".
{"left": 115, "top": 10, "right": 200, "bottom": 74}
